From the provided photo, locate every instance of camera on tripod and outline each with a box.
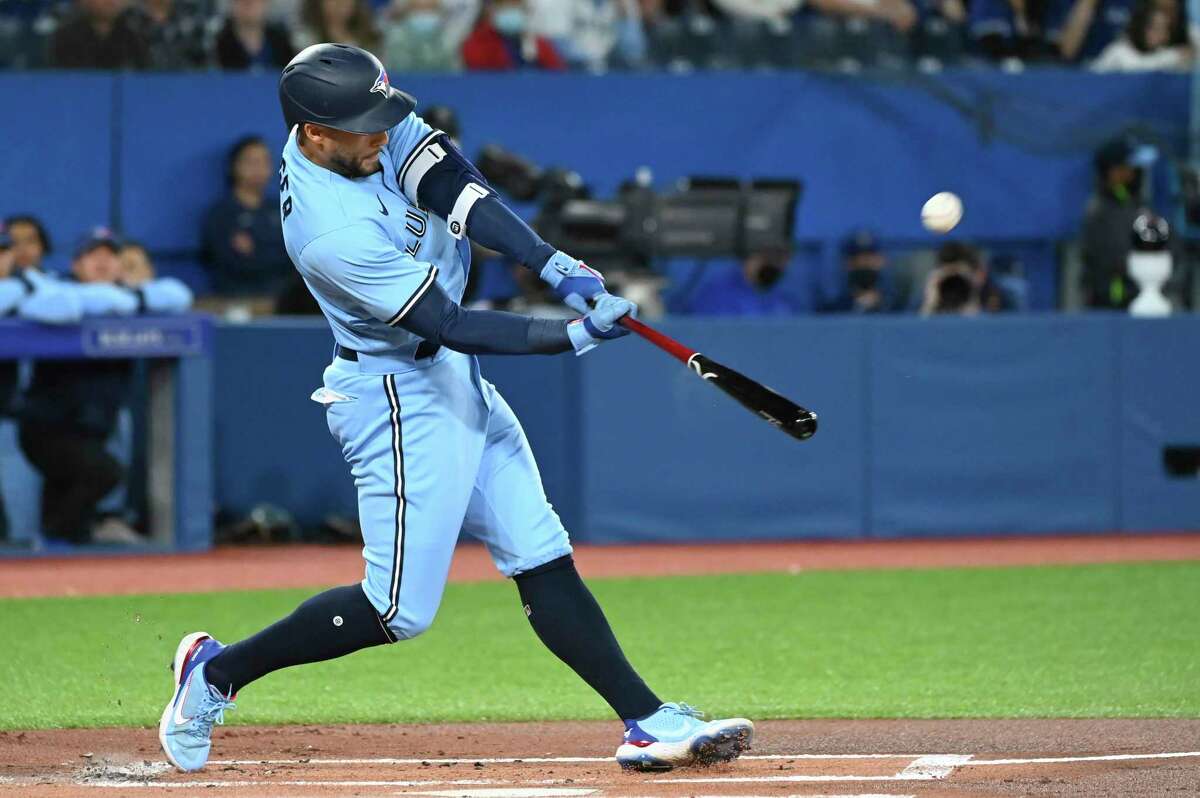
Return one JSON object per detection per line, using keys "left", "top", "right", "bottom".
{"left": 475, "top": 145, "right": 803, "bottom": 272}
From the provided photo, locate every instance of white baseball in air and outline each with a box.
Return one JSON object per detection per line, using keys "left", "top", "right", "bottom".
{"left": 921, "top": 191, "right": 963, "bottom": 234}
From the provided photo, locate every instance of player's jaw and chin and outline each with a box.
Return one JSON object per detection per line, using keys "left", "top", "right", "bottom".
{"left": 328, "top": 148, "right": 384, "bottom": 179}
{"left": 301, "top": 123, "right": 388, "bottom": 180}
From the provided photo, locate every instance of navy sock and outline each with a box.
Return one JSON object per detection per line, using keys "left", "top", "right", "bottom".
{"left": 204, "top": 584, "right": 394, "bottom": 695}
{"left": 514, "top": 556, "right": 661, "bottom": 720}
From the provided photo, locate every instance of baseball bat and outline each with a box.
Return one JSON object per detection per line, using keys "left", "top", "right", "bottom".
{"left": 618, "top": 315, "right": 818, "bottom": 442}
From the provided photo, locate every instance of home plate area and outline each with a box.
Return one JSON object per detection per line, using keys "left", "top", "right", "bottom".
{"left": 2, "top": 719, "right": 1198, "bottom": 796}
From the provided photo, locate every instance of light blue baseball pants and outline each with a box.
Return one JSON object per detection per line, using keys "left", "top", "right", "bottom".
{"left": 317, "top": 348, "right": 573, "bottom": 639}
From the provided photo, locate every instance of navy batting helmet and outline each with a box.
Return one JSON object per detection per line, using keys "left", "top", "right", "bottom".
{"left": 279, "top": 44, "right": 416, "bottom": 134}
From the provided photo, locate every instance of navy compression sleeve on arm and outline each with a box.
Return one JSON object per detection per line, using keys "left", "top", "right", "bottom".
{"left": 397, "top": 133, "right": 556, "bottom": 270}
{"left": 397, "top": 278, "right": 572, "bottom": 355}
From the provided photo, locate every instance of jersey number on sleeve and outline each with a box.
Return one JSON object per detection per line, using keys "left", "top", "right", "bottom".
{"left": 279, "top": 160, "right": 294, "bottom": 221}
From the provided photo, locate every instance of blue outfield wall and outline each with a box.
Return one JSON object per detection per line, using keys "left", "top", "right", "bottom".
{"left": 213, "top": 316, "right": 1200, "bottom": 543}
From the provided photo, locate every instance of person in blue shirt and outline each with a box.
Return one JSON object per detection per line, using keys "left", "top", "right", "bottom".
{"left": 159, "top": 43, "right": 754, "bottom": 778}
{"left": 681, "top": 248, "right": 797, "bottom": 316}
{"left": 16, "top": 227, "right": 193, "bottom": 547}
{"left": 821, "top": 229, "right": 900, "bottom": 313}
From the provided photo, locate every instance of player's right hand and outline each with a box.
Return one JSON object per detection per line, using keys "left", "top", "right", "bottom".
{"left": 539, "top": 250, "right": 606, "bottom": 314}
{"left": 566, "top": 294, "right": 637, "bottom": 355}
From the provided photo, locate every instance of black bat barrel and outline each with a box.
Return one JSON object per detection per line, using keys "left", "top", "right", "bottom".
{"left": 689, "top": 355, "right": 818, "bottom": 441}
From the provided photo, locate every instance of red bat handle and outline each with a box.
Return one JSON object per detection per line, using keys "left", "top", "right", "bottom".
{"left": 618, "top": 316, "right": 696, "bottom": 363}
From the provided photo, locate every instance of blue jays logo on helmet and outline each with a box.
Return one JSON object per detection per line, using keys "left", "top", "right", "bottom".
{"left": 370, "top": 67, "right": 390, "bottom": 96}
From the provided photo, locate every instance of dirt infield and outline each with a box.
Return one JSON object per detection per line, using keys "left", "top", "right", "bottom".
{"left": 2, "top": 533, "right": 1200, "bottom": 598}
{"left": 2, "top": 719, "right": 1198, "bottom": 796}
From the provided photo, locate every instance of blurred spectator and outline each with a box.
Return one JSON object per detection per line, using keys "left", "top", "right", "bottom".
{"left": 381, "top": 0, "right": 462, "bottom": 71}
{"left": 919, "top": 241, "right": 1016, "bottom": 315}
{"left": 823, "top": 230, "right": 900, "bottom": 313}
{"left": 911, "top": 0, "right": 968, "bottom": 64}
{"left": 16, "top": 228, "right": 193, "bottom": 547}
{"left": 119, "top": 240, "right": 155, "bottom": 285}
{"left": 50, "top": 0, "right": 151, "bottom": 69}
{"left": 1057, "top": 0, "right": 1131, "bottom": 61}
{"left": 794, "top": 0, "right": 918, "bottom": 70}
{"left": 461, "top": 0, "right": 566, "bottom": 70}
{"left": 0, "top": 230, "right": 12, "bottom": 278}
{"left": 294, "top": 0, "right": 380, "bottom": 50}
{"left": 423, "top": 104, "right": 461, "bottom": 140}
{"left": 1080, "top": 136, "right": 1157, "bottom": 308}
{"left": 127, "top": 0, "right": 215, "bottom": 68}
{"left": 0, "top": 231, "right": 14, "bottom": 544}
{"left": 213, "top": 0, "right": 297, "bottom": 69}
{"left": 527, "top": 0, "right": 647, "bottom": 70}
{"left": 681, "top": 249, "right": 796, "bottom": 316}
{"left": 1091, "top": 0, "right": 1192, "bottom": 70}
{"left": 0, "top": 0, "right": 58, "bottom": 68}
{"left": 3, "top": 215, "right": 51, "bottom": 272}
{"left": 969, "top": 0, "right": 1065, "bottom": 60}
{"left": 17, "top": 229, "right": 141, "bottom": 545}
{"left": 201, "top": 135, "right": 292, "bottom": 296}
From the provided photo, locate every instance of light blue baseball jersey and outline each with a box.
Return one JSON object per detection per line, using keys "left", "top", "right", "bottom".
{"left": 284, "top": 114, "right": 571, "bottom": 636}
{"left": 279, "top": 117, "right": 471, "bottom": 358}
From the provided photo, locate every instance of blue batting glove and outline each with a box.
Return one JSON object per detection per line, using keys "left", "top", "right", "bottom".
{"left": 567, "top": 294, "right": 637, "bottom": 355}
{"left": 540, "top": 250, "right": 606, "bottom": 314}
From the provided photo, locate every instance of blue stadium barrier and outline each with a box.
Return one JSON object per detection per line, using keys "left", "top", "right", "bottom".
{"left": 0, "top": 70, "right": 1188, "bottom": 309}
{"left": 211, "top": 315, "right": 1200, "bottom": 544}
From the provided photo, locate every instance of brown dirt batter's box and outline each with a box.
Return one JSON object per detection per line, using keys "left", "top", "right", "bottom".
{"left": 3, "top": 719, "right": 1199, "bottom": 797}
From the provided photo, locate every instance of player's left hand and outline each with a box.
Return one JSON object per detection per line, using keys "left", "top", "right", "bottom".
{"left": 539, "top": 250, "right": 606, "bottom": 313}
{"left": 567, "top": 293, "right": 637, "bottom": 355}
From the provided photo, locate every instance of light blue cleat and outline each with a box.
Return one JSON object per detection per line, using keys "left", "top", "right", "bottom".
{"left": 158, "top": 632, "right": 236, "bottom": 772}
{"left": 616, "top": 702, "right": 754, "bottom": 771}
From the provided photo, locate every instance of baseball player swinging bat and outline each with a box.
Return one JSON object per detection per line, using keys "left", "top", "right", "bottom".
{"left": 158, "top": 43, "right": 755, "bottom": 779}
{"left": 615, "top": 314, "right": 818, "bottom": 442}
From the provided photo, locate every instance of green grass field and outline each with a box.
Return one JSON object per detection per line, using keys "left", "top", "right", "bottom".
{"left": 3, "top": 561, "right": 1198, "bottom": 730}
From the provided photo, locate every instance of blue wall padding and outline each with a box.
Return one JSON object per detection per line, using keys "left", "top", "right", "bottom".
{"left": 1119, "top": 317, "right": 1200, "bottom": 531}
{"left": 867, "top": 316, "right": 1120, "bottom": 537}
{"left": 0, "top": 71, "right": 1187, "bottom": 265}
{"left": 212, "top": 321, "right": 356, "bottom": 522}
{"left": 0, "top": 74, "right": 115, "bottom": 268}
{"left": 578, "top": 318, "right": 866, "bottom": 541}
{"left": 209, "top": 316, "right": 1200, "bottom": 542}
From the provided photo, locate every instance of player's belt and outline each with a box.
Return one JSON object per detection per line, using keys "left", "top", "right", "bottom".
{"left": 335, "top": 342, "right": 440, "bottom": 362}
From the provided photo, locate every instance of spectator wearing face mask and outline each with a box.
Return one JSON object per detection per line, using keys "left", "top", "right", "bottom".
{"left": 201, "top": 135, "right": 292, "bottom": 296}
{"left": 50, "top": 0, "right": 151, "bottom": 68}
{"left": 526, "top": 0, "right": 647, "bottom": 70}
{"left": 213, "top": 0, "right": 297, "bottom": 69}
{"left": 1080, "top": 137, "right": 1159, "bottom": 307}
{"left": 679, "top": 249, "right": 797, "bottom": 316}
{"left": 382, "top": 0, "right": 463, "bottom": 71}
{"left": 461, "top": 0, "right": 566, "bottom": 69}
{"left": 822, "top": 230, "right": 900, "bottom": 313}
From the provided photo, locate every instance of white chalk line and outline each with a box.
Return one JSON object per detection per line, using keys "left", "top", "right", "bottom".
{"left": 963, "top": 751, "right": 1200, "bottom": 766}
{"left": 208, "top": 753, "right": 941, "bottom": 766}
{"left": 208, "top": 750, "right": 1200, "bottom": 769}
{"left": 898, "top": 754, "right": 974, "bottom": 778}
{"left": 77, "top": 778, "right": 506, "bottom": 789}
